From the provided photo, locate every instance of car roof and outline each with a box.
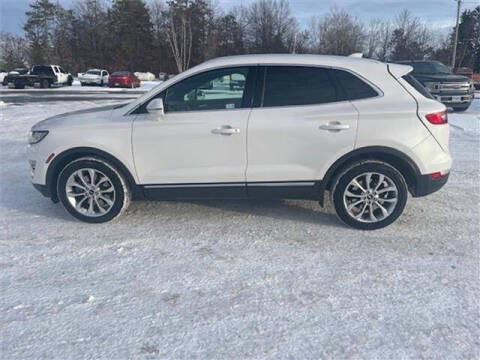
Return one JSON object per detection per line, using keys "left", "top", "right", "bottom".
{"left": 200, "top": 53, "right": 383, "bottom": 70}
{"left": 396, "top": 60, "right": 439, "bottom": 64}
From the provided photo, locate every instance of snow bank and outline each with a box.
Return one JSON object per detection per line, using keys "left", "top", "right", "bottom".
{"left": 449, "top": 99, "right": 480, "bottom": 136}
{"left": 134, "top": 72, "right": 156, "bottom": 81}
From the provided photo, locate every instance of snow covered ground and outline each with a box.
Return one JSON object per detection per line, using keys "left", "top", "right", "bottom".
{"left": 0, "top": 79, "right": 161, "bottom": 93}
{"left": 0, "top": 96, "right": 479, "bottom": 358}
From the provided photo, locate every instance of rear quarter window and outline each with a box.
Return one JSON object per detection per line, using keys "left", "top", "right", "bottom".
{"left": 332, "top": 69, "right": 379, "bottom": 100}
{"left": 401, "top": 73, "right": 434, "bottom": 99}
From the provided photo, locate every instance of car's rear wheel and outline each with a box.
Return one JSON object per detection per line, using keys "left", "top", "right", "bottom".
{"left": 41, "top": 79, "right": 50, "bottom": 88}
{"left": 57, "top": 157, "right": 130, "bottom": 223}
{"left": 332, "top": 161, "right": 408, "bottom": 230}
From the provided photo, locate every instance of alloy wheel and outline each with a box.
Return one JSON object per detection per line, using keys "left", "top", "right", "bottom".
{"left": 65, "top": 168, "right": 116, "bottom": 217}
{"left": 343, "top": 172, "right": 398, "bottom": 223}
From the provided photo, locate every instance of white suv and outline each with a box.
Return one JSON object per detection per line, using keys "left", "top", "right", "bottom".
{"left": 27, "top": 55, "right": 451, "bottom": 229}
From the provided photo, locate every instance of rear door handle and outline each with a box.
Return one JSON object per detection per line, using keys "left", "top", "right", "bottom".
{"left": 319, "top": 121, "right": 350, "bottom": 132}
{"left": 211, "top": 125, "right": 240, "bottom": 136}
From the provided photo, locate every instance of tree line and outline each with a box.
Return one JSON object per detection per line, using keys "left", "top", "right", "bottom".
{"left": 0, "top": 0, "right": 479, "bottom": 75}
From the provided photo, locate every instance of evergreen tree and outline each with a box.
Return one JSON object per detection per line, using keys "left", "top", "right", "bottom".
{"left": 23, "top": 0, "right": 57, "bottom": 64}
{"left": 108, "top": 0, "right": 154, "bottom": 71}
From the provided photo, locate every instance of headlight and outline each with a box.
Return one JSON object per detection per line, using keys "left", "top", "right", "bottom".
{"left": 424, "top": 82, "right": 440, "bottom": 91}
{"left": 28, "top": 130, "right": 49, "bottom": 144}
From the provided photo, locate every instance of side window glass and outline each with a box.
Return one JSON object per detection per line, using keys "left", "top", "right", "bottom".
{"left": 332, "top": 70, "right": 378, "bottom": 100}
{"left": 263, "top": 66, "right": 338, "bottom": 107}
{"left": 165, "top": 67, "right": 250, "bottom": 112}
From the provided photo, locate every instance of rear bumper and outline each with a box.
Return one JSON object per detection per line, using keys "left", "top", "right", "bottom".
{"left": 412, "top": 173, "right": 449, "bottom": 197}
{"left": 33, "top": 183, "right": 51, "bottom": 198}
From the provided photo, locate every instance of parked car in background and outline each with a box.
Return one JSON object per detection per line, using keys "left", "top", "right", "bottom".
{"left": 454, "top": 67, "right": 473, "bottom": 78}
{"left": 8, "top": 65, "right": 73, "bottom": 89}
{"left": 397, "top": 60, "right": 474, "bottom": 112}
{"left": 0, "top": 69, "right": 8, "bottom": 84}
{"left": 134, "top": 72, "right": 155, "bottom": 81}
{"left": 2, "top": 68, "right": 29, "bottom": 86}
{"left": 472, "top": 72, "right": 480, "bottom": 90}
{"left": 78, "top": 69, "right": 109, "bottom": 86}
{"left": 108, "top": 72, "right": 140, "bottom": 88}
{"left": 27, "top": 54, "right": 451, "bottom": 230}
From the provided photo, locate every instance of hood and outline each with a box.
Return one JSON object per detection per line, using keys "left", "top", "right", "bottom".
{"left": 413, "top": 73, "right": 471, "bottom": 83}
{"left": 32, "top": 103, "right": 128, "bottom": 130}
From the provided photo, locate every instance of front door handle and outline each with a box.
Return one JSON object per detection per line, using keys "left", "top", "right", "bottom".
{"left": 211, "top": 125, "right": 240, "bottom": 136}
{"left": 319, "top": 121, "right": 350, "bottom": 132}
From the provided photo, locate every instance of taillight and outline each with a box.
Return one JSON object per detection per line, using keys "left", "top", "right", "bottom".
{"left": 425, "top": 110, "right": 448, "bottom": 125}
{"left": 430, "top": 170, "right": 449, "bottom": 179}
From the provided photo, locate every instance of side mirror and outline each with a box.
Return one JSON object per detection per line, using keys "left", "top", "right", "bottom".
{"left": 146, "top": 98, "right": 164, "bottom": 117}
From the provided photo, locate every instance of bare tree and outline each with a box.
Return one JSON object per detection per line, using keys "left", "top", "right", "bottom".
{"left": 390, "top": 10, "right": 433, "bottom": 60}
{"left": 0, "top": 32, "right": 29, "bottom": 69}
{"left": 308, "top": 8, "right": 365, "bottom": 56}
{"left": 164, "top": 1, "right": 193, "bottom": 73}
{"left": 375, "top": 21, "right": 393, "bottom": 61}
{"left": 242, "top": 0, "right": 297, "bottom": 53}
{"left": 365, "top": 19, "right": 382, "bottom": 58}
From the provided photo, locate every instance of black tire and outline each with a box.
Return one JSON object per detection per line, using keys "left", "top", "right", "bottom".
{"left": 57, "top": 157, "right": 131, "bottom": 223}
{"left": 67, "top": 77, "right": 73, "bottom": 86}
{"left": 452, "top": 105, "right": 469, "bottom": 112}
{"left": 41, "top": 79, "right": 50, "bottom": 88}
{"left": 331, "top": 160, "right": 408, "bottom": 230}
{"left": 80, "top": 82, "right": 85, "bottom": 86}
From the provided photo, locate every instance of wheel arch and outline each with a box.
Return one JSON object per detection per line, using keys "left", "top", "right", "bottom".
{"left": 46, "top": 147, "right": 142, "bottom": 202}
{"left": 318, "top": 146, "right": 421, "bottom": 205}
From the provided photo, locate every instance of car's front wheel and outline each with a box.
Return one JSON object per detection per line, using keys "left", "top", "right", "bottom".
{"left": 57, "top": 157, "right": 130, "bottom": 223}
{"left": 332, "top": 161, "right": 408, "bottom": 230}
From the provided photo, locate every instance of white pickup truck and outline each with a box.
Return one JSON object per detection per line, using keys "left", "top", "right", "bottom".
{"left": 78, "top": 69, "right": 109, "bottom": 86}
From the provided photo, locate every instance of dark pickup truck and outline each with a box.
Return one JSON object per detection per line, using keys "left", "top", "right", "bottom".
{"left": 2, "top": 68, "right": 29, "bottom": 86}
{"left": 397, "top": 60, "right": 475, "bottom": 112}
{"left": 7, "top": 65, "right": 73, "bottom": 89}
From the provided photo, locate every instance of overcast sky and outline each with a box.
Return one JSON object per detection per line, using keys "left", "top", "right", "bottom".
{"left": 1, "top": 0, "right": 478, "bottom": 36}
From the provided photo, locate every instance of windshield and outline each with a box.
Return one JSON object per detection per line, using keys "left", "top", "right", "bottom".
{"left": 411, "top": 62, "right": 452, "bottom": 75}
{"left": 86, "top": 70, "right": 101, "bottom": 75}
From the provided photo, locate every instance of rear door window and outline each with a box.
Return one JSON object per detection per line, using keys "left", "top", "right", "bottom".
{"left": 262, "top": 66, "right": 338, "bottom": 107}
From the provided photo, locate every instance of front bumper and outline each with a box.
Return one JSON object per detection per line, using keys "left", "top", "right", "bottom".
{"left": 413, "top": 173, "right": 449, "bottom": 197}
{"left": 431, "top": 92, "right": 474, "bottom": 105}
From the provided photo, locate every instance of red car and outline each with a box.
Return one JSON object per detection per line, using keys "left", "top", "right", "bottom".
{"left": 108, "top": 71, "right": 141, "bottom": 88}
